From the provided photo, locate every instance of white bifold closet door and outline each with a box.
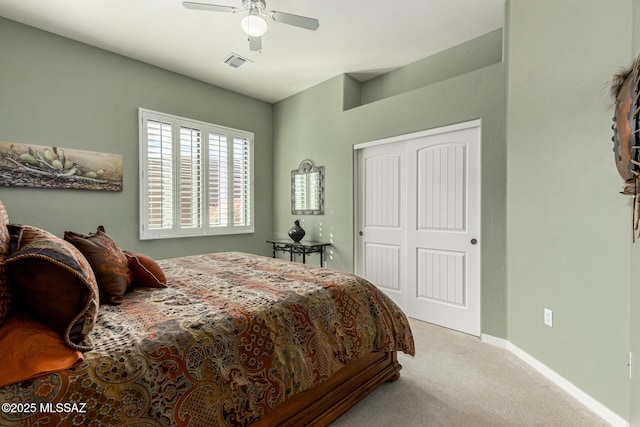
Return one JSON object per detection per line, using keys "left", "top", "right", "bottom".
{"left": 355, "top": 122, "right": 481, "bottom": 336}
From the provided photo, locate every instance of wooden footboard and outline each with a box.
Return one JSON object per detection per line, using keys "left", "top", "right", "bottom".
{"left": 250, "top": 352, "right": 401, "bottom": 427}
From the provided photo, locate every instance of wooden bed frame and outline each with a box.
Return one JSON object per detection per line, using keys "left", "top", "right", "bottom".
{"left": 252, "top": 351, "right": 401, "bottom": 427}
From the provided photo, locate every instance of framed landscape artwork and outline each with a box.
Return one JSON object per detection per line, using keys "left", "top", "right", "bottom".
{"left": 0, "top": 141, "right": 123, "bottom": 191}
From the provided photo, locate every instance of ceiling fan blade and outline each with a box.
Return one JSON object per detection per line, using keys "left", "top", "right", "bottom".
{"left": 182, "top": 1, "right": 240, "bottom": 13}
{"left": 269, "top": 11, "right": 319, "bottom": 31}
{"left": 249, "top": 36, "right": 262, "bottom": 52}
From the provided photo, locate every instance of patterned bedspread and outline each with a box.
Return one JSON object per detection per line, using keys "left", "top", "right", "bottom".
{"left": 0, "top": 252, "right": 414, "bottom": 426}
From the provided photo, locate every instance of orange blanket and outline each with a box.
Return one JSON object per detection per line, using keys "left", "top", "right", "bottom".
{"left": 0, "top": 311, "right": 83, "bottom": 388}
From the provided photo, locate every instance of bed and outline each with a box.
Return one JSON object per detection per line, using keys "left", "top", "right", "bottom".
{"left": 0, "top": 201, "right": 414, "bottom": 426}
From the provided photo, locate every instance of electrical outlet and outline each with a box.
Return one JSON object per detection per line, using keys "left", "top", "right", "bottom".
{"left": 544, "top": 308, "right": 553, "bottom": 327}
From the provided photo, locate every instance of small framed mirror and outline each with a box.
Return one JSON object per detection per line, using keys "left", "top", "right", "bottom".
{"left": 291, "top": 159, "right": 324, "bottom": 215}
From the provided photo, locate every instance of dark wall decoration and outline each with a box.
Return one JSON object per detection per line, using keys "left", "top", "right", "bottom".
{"left": 0, "top": 141, "right": 123, "bottom": 191}
{"left": 610, "top": 55, "right": 640, "bottom": 241}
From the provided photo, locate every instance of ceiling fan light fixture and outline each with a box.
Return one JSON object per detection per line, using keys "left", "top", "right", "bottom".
{"left": 240, "top": 14, "right": 268, "bottom": 37}
{"left": 184, "top": 0, "right": 318, "bottom": 51}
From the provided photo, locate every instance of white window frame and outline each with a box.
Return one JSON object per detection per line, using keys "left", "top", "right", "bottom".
{"left": 139, "top": 108, "right": 254, "bottom": 240}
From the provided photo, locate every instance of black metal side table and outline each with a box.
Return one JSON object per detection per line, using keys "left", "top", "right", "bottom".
{"left": 266, "top": 239, "right": 331, "bottom": 266}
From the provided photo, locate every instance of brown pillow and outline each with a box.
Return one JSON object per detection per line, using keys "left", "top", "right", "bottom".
{"left": 123, "top": 251, "right": 167, "bottom": 288}
{"left": 0, "top": 200, "right": 10, "bottom": 326}
{"left": 64, "top": 226, "right": 131, "bottom": 305}
{"left": 5, "top": 225, "right": 99, "bottom": 351}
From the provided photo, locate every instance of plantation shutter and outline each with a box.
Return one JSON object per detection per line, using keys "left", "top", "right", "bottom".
{"left": 146, "top": 119, "right": 174, "bottom": 230}
{"left": 179, "top": 126, "right": 202, "bottom": 229}
{"left": 208, "top": 132, "right": 228, "bottom": 227}
{"left": 232, "top": 137, "right": 252, "bottom": 227}
{"left": 140, "top": 108, "right": 254, "bottom": 239}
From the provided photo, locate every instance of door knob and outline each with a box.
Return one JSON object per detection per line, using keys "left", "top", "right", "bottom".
{"left": 358, "top": 231, "right": 363, "bottom": 236}
{"left": 471, "top": 238, "right": 478, "bottom": 245}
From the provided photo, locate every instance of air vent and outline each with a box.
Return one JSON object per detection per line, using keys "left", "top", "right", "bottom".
{"left": 223, "top": 53, "right": 253, "bottom": 69}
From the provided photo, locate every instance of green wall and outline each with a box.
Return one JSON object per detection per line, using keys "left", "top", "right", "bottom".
{"left": 273, "top": 36, "right": 507, "bottom": 338}
{"left": 0, "top": 17, "right": 274, "bottom": 260}
{"left": 358, "top": 29, "right": 504, "bottom": 106}
{"left": 505, "top": 0, "right": 632, "bottom": 420}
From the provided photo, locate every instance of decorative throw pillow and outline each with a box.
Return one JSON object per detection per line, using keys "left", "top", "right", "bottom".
{"left": 0, "top": 310, "right": 83, "bottom": 388}
{"left": 123, "top": 250, "right": 167, "bottom": 288}
{"left": 64, "top": 226, "right": 131, "bottom": 305}
{"left": 5, "top": 225, "right": 99, "bottom": 351}
{"left": 0, "top": 200, "right": 10, "bottom": 326}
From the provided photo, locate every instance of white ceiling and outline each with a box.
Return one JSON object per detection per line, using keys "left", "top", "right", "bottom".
{"left": 0, "top": 0, "right": 504, "bottom": 103}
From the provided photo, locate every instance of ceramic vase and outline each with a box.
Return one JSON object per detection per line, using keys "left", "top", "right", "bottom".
{"left": 288, "top": 219, "right": 305, "bottom": 242}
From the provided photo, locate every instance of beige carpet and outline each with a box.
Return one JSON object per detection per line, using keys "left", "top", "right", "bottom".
{"left": 331, "top": 319, "right": 608, "bottom": 427}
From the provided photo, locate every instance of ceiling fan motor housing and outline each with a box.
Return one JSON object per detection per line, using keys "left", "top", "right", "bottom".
{"left": 242, "top": 0, "right": 266, "bottom": 13}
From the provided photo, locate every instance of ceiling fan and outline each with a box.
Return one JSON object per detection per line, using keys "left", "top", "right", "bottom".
{"left": 182, "top": 0, "right": 320, "bottom": 52}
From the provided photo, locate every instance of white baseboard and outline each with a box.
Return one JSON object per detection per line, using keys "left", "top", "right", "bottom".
{"left": 481, "top": 334, "right": 629, "bottom": 427}
{"left": 480, "top": 333, "right": 508, "bottom": 348}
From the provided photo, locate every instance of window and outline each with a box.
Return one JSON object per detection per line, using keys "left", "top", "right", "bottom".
{"left": 139, "top": 108, "right": 254, "bottom": 239}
